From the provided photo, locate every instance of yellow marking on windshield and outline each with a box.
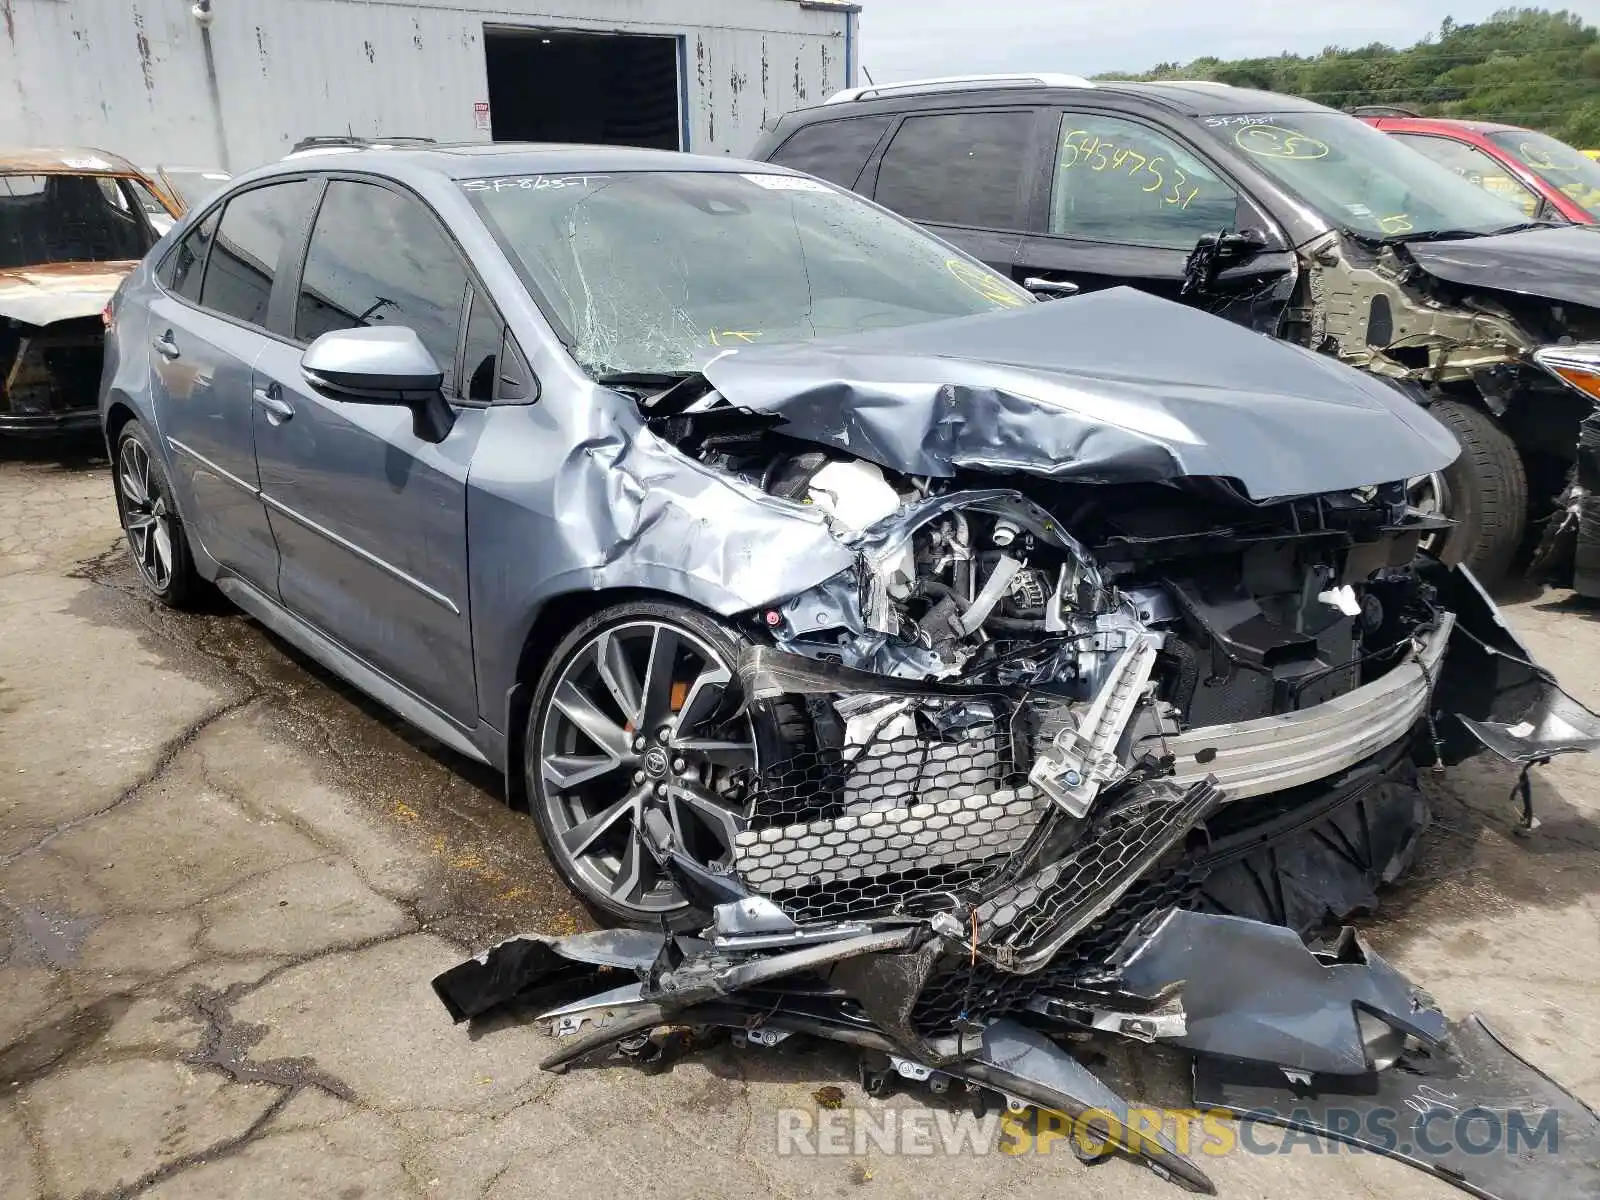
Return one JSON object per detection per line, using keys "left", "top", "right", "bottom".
{"left": 1378, "top": 213, "right": 1414, "bottom": 234}
{"left": 1234, "top": 125, "right": 1329, "bottom": 161}
{"left": 945, "top": 258, "right": 1027, "bottom": 307}
{"left": 1519, "top": 142, "right": 1583, "bottom": 173}
{"left": 707, "top": 329, "right": 764, "bottom": 347}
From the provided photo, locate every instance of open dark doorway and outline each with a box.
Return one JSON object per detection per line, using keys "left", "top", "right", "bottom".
{"left": 483, "top": 27, "right": 682, "bottom": 150}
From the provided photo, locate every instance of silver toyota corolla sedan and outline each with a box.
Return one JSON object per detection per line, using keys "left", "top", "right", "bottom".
{"left": 99, "top": 144, "right": 1594, "bottom": 946}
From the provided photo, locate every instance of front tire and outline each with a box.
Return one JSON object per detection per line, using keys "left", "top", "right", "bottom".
{"left": 524, "top": 600, "right": 769, "bottom": 928}
{"left": 1428, "top": 399, "right": 1528, "bottom": 586}
{"left": 113, "top": 420, "right": 204, "bottom": 608}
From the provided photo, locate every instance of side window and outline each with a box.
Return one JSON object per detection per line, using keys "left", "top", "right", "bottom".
{"left": 461, "top": 290, "right": 501, "bottom": 403}
{"left": 1389, "top": 134, "right": 1540, "bottom": 218}
{"left": 1049, "top": 114, "right": 1239, "bottom": 249}
{"left": 128, "top": 179, "right": 171, "bottom": 221}
{"left": 199, "top": 180, "right": 316, "bottom": 328}
{"left": 296, "top": 180, "right": 468, "bottom": 395}
{"left": 158, "top": 208, "right": 220, "bottom": 302}
{"left": 873, "top": 111, "right": 1034, "bottom": 229}
{"left": 767, "top": 116, "right": 893, "bottom": 189}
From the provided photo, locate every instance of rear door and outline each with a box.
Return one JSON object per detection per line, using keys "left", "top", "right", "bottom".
{"left": 250, "top": 176, "right": 486, "bottom": 724}
{"left": 862, "top": 108, "right": 1044, "bottom": 274}
{"left": 148, "top": 179, "right": 317, "bottom": 587}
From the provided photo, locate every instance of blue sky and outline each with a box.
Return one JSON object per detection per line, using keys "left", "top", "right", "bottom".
{"left": 858, "top": 0, "right": 1600, "bottom": 81}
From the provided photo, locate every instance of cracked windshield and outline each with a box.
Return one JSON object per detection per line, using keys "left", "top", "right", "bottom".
{"left": 1199, "top": 111, "right": 1534, "bottom": 239}
{"left": 464, "top": 170, "right": 1030, "bottom": 376}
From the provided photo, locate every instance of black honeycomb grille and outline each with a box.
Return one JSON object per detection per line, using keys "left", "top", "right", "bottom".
{"left": 734, "top": 715, "right": 1046, "bottom": 924}
{"left": 977, "top": 779, "right": 1223, "bottom": 967}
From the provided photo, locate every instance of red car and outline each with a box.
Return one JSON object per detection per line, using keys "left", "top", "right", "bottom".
{"left": 1361, "top": 113, "right": 1600, "bottom": 224}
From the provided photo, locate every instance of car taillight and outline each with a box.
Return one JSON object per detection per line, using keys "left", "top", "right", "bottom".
{"left": 101, "top": 299, "right": 115, "bottom": 331}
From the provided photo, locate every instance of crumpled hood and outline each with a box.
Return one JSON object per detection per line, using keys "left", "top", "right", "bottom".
{"left": 0, "top": 261, "right": 135, "bottom": 327}
{"left": 699, "top": 287, "right": 1459, "bottom": 500}
{"left": 1404, "top": 225, "right": 1600, "bottom": 310}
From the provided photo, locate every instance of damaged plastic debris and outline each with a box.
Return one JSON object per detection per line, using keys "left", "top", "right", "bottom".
{"left": 430, "top": 928, "right": 665, "bottom": 1023}
{"left": 429, "top": 900, "right": 1489, "bottom": 1195}
{"left": 1195, "top": 1014, "right": 1600, "bottom": 1200}
{"left": 1454, "top": 684, "right": 1600, "bottom": 765}
{"left": 1107, "top": 910, "right": 1447, "bottom": 1075}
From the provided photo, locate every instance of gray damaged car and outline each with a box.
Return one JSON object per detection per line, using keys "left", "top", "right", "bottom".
{"left": 99, "top": 149, "right": 1600, "bottom": 1197}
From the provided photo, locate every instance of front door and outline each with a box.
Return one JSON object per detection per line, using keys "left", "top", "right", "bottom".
{"left": 1015, "top": 110, "right": 1293, "bottom": 328}
{"left": 251, "top": 177, "right": 483, "bottom": 725}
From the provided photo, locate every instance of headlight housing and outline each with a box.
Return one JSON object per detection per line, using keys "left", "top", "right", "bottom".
{"left": 1533, "top": 344, "right": 1600, "bottom": 403}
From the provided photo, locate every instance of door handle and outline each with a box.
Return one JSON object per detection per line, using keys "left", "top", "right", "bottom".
{"left": 253, "top": 387, "right": 295, "bottom": 425}
{"left": 152, "top": 331, "right": 180, "bottom": 359}
{"left": 1022, "top": 277, "right": 1080, "bottom": 299}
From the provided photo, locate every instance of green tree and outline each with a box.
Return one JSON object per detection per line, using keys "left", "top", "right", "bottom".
{"left": 1094, "top": 8, "right": 1600, "bottom": 143}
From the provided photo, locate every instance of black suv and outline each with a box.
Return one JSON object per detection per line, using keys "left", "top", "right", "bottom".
{"left": 753, "top": 75, "right": 1600, "bottom": 593}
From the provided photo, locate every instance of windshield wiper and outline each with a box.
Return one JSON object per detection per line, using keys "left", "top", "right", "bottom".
{"left": 595, "top": 370, "right": 698, "bottom": 389}
{"left": 596, "top": 369, "right": 719, "bottom": 415}
{"left": 1383, "top": 220, "right": 1558, "bottom": 245}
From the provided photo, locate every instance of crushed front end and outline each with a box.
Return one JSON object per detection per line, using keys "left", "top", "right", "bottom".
{"left": 436, "top": 290, "right": 1600, "bottom": 1197}
{"left": 435, "top": 468, "right": 1600, "bottom": 1196}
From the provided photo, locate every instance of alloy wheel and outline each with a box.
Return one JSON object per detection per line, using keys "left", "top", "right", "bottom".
{"left": 538, "top": 620, "right": 757, "bottom": 917}
{"left": 1406, "top": 470, "right": 1450, "bottom": 553}
{"left": 118, "top": 437, "right": 174, "bottom": 593}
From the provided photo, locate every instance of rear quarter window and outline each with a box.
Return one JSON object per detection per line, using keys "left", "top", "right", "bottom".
{"left": 199, "top": 180, "right": 317, "bottom": 328}
{"left": 766, "top": 115, "right": 893, "bottom": 190}
{"left": 873, "top": 110, "right": 1035, "bottom": 230}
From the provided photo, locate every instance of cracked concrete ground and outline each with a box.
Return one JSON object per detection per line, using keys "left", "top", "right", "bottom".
{"left": 3, "top": 436, "right": 1599, "bottom": 1200}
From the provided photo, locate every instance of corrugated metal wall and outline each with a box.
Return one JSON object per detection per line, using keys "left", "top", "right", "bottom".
{"left": 0, "top": 0, "right": 856, "bottom": 169}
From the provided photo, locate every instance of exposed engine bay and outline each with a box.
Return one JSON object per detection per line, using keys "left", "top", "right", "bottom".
{"left": 1192, "top": 225, "right": 1600, "bottom": 594}
{"left": 1, "top": 314, "right": 104, "bottom": 427}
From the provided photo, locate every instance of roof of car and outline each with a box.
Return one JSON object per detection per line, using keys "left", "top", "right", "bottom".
{"left": 1095, "top": 81, "right": 1337, "bottom": 116}
{"left": 0, "top": 147, "right": 146, "bottom": 175}
{"left": 267, "top": 142, "right": 793, "bottom": 181}
{"left": 1367, "top": 115, "right": 1526, "bottom": 136}
{"left": 786, "top": 78, "right": 1339, "bottom": 125}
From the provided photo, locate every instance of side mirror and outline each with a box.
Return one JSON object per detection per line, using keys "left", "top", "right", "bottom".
{"left": 301, "top": 326, "right": 455, "bottom": 443}
{"left": 1181, "top": 228, "right": 1269, "bottom": 295}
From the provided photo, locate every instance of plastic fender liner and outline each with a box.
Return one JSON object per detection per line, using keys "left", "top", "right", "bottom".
{"left": 1455, "top": 686, "right": 1600, "bottom": 764}
{"left": 1427, "top": 562, "right": 1600, "bottom": 768}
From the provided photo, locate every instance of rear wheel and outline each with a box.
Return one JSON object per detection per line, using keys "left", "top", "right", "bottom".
{"left": 113, "top": 420, "right": 204, "bottom": 608}
{"left": 525, "top": 601, "right": 776, "bottom": 928}
{"left": 1425, "top": 399, "right": 1528, "bottom": 586}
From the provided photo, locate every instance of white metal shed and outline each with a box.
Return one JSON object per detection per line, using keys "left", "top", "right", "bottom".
{"left": 0, "top": 0, "right": 859, "bottom": 170}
